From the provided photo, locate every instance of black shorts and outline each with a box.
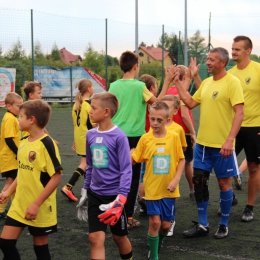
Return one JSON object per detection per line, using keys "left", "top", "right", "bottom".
{"left": 184, "top": 135, "right": 194, "bottom": 163}
{"left": 4, "top": 216, "right": 57, "bottom": 236}
{"left": 1, "top": 169, "right": 17, "bottom": 179}
{"left": 235, "top": 127, "right": 260, "bottom": 164}
{"left": 87, "top": 189, "right": 128, "bottom": 236}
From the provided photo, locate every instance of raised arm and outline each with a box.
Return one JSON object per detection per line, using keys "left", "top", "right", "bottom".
{"left": 189, "top": 57, "right": 202, "bottom": 89}
{"left": 147, "top": 65, "right": 174, "bottom": 104}
{"left": 172, "top": 67, "right": 199, "bottom": 110}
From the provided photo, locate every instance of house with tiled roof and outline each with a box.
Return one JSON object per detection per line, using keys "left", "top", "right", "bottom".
{"left": 59, "top": 47, "right": 82, "bottom": 64}
{"left": 138, "top": 46, "right": 174, "bottom": 68}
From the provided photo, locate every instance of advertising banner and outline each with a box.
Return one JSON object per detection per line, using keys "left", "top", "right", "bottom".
{"left": 0, "top": 68, "right": 16, "bottom": 107}
{"left": 34, "top": 66, "right": 106, "bottom": 102}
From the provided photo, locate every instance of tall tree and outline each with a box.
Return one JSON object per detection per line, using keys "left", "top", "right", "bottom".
{"left": 50, "top": 42, "right": 61, "bottom": 61}
{"left": 5, "top": 39, "right": 26, "bottom": 60}
{"left": 157, "top": 33, "right": 172, "bottom": 50}
{"left": 139, "top": 41, "right": 146, "bottom": 47}
{"left": 34, "top": 40, "right": 45, "bottom": 60}
{"left": 188, "top": 30, "right": 206, "bottom": 61}
{"left": 157, "top": 32, "right": 180, "bottom": 64}
{"left": 82, "top": 43, "right": 104, "bottom": 73}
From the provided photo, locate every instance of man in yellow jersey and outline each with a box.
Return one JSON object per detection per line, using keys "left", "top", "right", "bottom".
{"left": 229, "top": 36, "right": 260, "bottom": 222}
{"left": 173, "top": 47, "right": 244, "bottom": 239}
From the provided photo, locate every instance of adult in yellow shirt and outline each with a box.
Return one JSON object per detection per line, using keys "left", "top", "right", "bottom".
{"left": 229, "top": 35, "right": 260, "bottom": 222}
{"left": 173, "top": 47, "right": 244, "bottom": 239}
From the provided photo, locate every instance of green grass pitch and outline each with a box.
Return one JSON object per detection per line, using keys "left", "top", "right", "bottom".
{"left": 0, "top": 106, "right": 258, "bottom": 260}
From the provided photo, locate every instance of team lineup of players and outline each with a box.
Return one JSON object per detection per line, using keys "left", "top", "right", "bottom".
{"left": 0, "top": 35, "right": 259, "bottom": 260}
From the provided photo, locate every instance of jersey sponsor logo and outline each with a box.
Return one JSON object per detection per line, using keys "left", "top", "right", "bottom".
{"left": 91, "top": 145, "right": 108, "bottom": 168}
{"left": 28, "top": 151, "right": 36, "bottom": 163}
{"left": 245, "top": 77, "right": 251, "bottom": 85}
{"left": 18, "top": 161, "right": 34, "bottom": 171}
{"left": 212, "top": 91, "right": 219, "bottom": 99}
{"left": 153, "top": 155, "right": 170, "bottom": 175}
{"left": 156, "top": 143, "right": 166, "bottom": 146}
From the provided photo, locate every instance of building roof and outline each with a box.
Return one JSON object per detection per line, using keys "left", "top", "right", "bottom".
{"left": 139, "top": 46, "right": 171, "bottom": 61}
{"left": 59, "top": 47, "right": 82, "bottom": 64}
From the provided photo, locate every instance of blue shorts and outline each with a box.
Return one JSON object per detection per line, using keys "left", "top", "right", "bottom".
{"left": 146, "top": 198, "right": 175, "bottom": 222}
{"left": 194, "top": 144, "right": 239, "bottom": 178}
{"left": 140, "top": 162, "right": 146, "bottom": 183}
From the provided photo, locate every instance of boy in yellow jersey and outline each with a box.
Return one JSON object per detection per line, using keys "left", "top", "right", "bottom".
{"left": 0, "top": 92, "right": 23, "bottom": 218}
{"left": 161, "top": 94, "right": 187, "bottom": 237}
{"left": 229, "top": 35, "right": 260, "bottom": 221}
{"left": 23, "top": 81, "right": 59, "bottom": 145}
{"left": 173, "top": 47, "right": 244, "bottom": 239}
{"left": 131, "top": 102, "right": 185, "bottom": 260}
{"left": 0, "top": 99, "right": 63, "bottom": 260}
{"left": 61, "top": 79, "right": 95, "bottom": 202}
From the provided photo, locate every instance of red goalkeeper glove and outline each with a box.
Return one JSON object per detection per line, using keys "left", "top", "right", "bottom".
{"left": 98, "top": 194, "right": 127, "bottom": 226}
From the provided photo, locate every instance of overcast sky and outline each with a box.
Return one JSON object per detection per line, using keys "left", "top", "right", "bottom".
{"left": 2, "top": 0, "right": 260, "bottom": 28}
{"left": 2, "top": 0, "right": 260, "bottom": 56}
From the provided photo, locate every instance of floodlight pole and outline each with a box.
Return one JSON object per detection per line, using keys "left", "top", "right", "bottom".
{"left": 184, "top": 0, "right": 188, "bottom": 66}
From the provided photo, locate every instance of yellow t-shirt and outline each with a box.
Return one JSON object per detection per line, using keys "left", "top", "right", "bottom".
{"left": 8, "top": 134, "right": 63, "bottom": 227}
{"left": 72, "top": 99, "right": 94, "bottom": 156}
{"left": 132, "top": 130, "right": 184, "bottom": 200}
{"left": 21, "top": 131, "right": 30, "bottom": 138}
{"left": 0, "top": 112, "right": 20, "bottom": 173}
{"left": 166, "top": 121, "right": 187, "bottom": 148}
{"left": 228, "top": 61, "right": 260, "bottom": 126}
{"left": 192, "top": 73, "right": 244, "bottom": 148}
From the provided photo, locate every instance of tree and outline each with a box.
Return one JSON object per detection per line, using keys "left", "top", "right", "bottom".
{"left": 107, "top": 55, "right": 119, "bottom": 66}
{"left": 250, "top": 54, "right": 260, "bottom": 63}
{"left": 50, "top": 42, "right": 61, "bottom": 61}
{"left": 5, "top": 39, "right": 26, "bottom": 60}
{"left": 157, "top": 33, "right": 172, "bottom": 50}
{"left": 34, "top": 40, "right": 45, "bottom": 60}
{"left": 168, "top": 34, "right": 180, "bottom": 64}
{"left": 139, "top": 41, "right": 146, "bottom": 47}
{"left": 188, "top": 30, "right": 206, "bottom": 61}
{"left": 156, "top": 32, "right": 181, "bottom": 64}
{"left": 82, "top": 43, "right": 104, "bottom": 73}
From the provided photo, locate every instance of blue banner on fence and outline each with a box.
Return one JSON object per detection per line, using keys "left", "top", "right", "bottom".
{"left": 34, "top": 66, "right": 106, "bottom": 102}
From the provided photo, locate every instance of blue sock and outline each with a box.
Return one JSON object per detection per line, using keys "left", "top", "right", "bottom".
{"left": 197, "top": 201, "right": 209, "bottom": 227}
{"left": 219, "top": 189, "right": 233, "bottom": 227}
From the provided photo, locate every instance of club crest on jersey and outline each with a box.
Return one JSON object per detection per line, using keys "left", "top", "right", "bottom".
{"left": 212, "top": 91, "right": 219, "bottom": 99}
{"left": 28, "top": 151, "right": 36, "bottom": 163}
{"left": 245, "top": 77, "right": 251, "bottom": 85}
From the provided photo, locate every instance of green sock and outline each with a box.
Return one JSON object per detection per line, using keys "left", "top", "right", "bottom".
{"left": 158, "top": 232, "right": 167, "bottom": 247}
{"left": 147, "top": 234, "right": 159, "bottom": 260}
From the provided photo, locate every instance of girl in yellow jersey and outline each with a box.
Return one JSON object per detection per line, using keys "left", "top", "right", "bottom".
{"left": 61, "top": 79, "right": 95, "bottom": 202}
